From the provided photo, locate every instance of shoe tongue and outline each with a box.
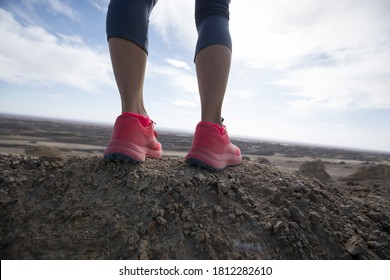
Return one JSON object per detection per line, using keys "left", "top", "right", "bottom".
{"left": 122, "top": 112, "right": 151, "bottom": 127}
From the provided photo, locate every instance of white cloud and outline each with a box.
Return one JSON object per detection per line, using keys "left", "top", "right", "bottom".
{"left": 280, "top": 47, "right": 390, "bottom": 114}
{"left": 0, "top": 8, "right": 113, "bottom": 92}
{"left": 166, "top": 58, "right": 191, "bottom": 71}
{"left": 151, "top": 0, "right": 390, "bottom": 113}
{"left": 89, "top": 0, "right": 109, "bottom": 13}
{"left": 5, "top": 0, "right": 79, "bottom": 26}
{"left": 230, "top": 0, "right": 390, "bottom": 70}
{"left": 229, "top": 0, "right": 390, "bottom": 115}
{"left": 148, "top": 61, "right": 197, "bottom": 94}
{"left": 173, "top": 99, "right": 198, "bottom": 108}
{"left": 231, "top": 89, "right": 255, "bottom": 100}
{"left": 146, "top": 59, "right": 199, "bottom": 112}
{"left": 45, "top": 0, "right": 78, "bottom": 21}
{"left": 150, "top": 0, "right": 196, "bottom": 50}
{"left": 48, "top": 94, "right": 64, "bottom": 100}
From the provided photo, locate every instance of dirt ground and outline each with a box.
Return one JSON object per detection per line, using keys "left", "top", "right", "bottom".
{"left": 1, "top": 115, "right": 389, "bottom": 259}
{"left": 1, "top": 154, "right": 389, "bottom": 259}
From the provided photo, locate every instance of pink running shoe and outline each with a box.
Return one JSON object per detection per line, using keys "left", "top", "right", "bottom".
{"left": 185, "top": 121, "right": 242, "bottom": 170}
{"left": 104, "top": 112, "right": 162, "bottom": 163}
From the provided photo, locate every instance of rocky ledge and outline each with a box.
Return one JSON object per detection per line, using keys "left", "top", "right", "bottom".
{"left": 1, "top": 154, "right": 389, "bottom": 259}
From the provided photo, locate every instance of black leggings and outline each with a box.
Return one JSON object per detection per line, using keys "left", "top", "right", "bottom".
{"left": 106, "top": 0, "right": 232, "bottom": 59}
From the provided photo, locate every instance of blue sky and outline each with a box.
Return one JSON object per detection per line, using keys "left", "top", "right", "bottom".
{"left": 1, "top": 0, "right": 390, "bottom": 152}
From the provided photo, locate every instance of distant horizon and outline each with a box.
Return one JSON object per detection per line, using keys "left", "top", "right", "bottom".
{"left": 2, "top": 112, "right": 389, "bottom": 155}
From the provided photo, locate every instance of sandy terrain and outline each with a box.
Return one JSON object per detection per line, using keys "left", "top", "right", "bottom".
{"left": 1, "top": 115, "right": 389, "bottom": 259}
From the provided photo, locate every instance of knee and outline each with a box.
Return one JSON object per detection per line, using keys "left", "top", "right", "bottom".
{"left": 195, "top": 0, "right": 231, "bottom": 27}
{"left": 194, "top": 0, "right": 232, "bottom": 58}
{"left": 106, "top": 0, "right": 157, "bottom": 53}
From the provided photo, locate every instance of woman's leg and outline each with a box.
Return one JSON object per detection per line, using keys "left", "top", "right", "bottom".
{"left": 104, "top": 0, "right": 162, "bottom": 162}
{"left": 195, "top": 45, "right": 231, "bottom": 126}
{"left": 106, "top": 0, "right": 158, "bottom": 116}
{"left": 108, "top": 38, "right": 147, "bottom": 115}
{"left": 194, "top": 0, "right": 232, "bottom": 126}
{"left": 186, "top": 0, "right": 241, "bottom": 170}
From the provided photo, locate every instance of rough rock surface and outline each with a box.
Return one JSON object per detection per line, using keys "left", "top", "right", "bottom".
{"left": 1, "top": 154, "right": 389, "bottom": 259}
{"left": 343, "top": 164, "right": 390, "bottom": 180}
{"left": 299, "top": 159, "right": 332, "bottom": 182}
{"left": 25, "top": 146, "right": 63, "bottom": 157}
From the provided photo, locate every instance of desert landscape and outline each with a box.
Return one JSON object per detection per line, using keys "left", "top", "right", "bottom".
{"left": 1, "top": 114, "right": 389, "bottom": 259}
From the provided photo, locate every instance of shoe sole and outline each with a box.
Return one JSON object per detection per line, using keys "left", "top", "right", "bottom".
{"left": 104, "top": 140, "right": 162, "bottom": 163}
{"left": 185, "top": 158, "right": 219, "bottom": 171}
{"left": 186, "top": 157, "right": 241, "bottom": 171}
{"left": 104, "top": 153, "right": 141, "bottom": 163}
{"left": 185, "top": 147, "right": 242, "bottom": 170}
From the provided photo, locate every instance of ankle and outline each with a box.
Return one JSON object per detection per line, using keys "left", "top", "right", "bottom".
{"left": 122, "top": 110, "right": 147, "bottom": 117}
{"left": 121, "top": 102, "right": 147, "bottom": 116}
{"left": 201, "top": 116, "right": 223, "bottom": 126}
{"left": 122, "top": 112, "right": 151, "bottom": 127}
